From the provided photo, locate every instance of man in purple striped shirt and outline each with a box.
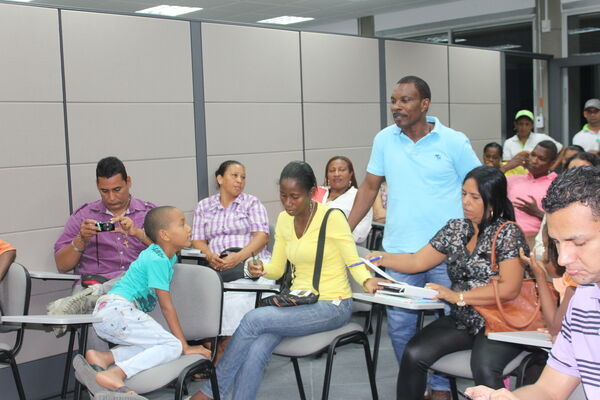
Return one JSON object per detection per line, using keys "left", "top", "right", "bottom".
{"left": 55, "top": 157, "right": 155, "bottom": 281}
{"left": 467, "top": 166, "right": 600, "bottom": 399}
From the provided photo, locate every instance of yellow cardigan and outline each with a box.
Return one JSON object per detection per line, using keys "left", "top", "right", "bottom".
{"left": 263, "top": 203, "right": 372, "bottom": 300}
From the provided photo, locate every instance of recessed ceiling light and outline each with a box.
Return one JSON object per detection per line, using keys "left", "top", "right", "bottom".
{"left": 136, "top": 5, "right": 202, "bottom": 17}
{"left": 568, "top": 27, "right": 600, "bottom": 35}
{"left": 488, "top": 44, "right": 522, "bottom": 50}
{"left": 257, "top": 16, "right": 314, "bottom": 25}
{"left": 423, "top": 36, "right": 448, "bottom": 44}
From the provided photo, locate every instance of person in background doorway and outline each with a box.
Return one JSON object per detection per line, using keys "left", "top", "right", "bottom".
{"left": 572, "top": 98, "right": 600, "bottom": 154}
{"left": 502, "top": 110, "right": 562, "bottom": 163}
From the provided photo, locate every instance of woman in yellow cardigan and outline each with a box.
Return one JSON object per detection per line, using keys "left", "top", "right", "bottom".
{"left": 193, "top": 161, "right": 385, "bottom": 400}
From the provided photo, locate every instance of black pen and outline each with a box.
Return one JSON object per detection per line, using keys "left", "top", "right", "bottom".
{"left": 457, "top": 390, "right": 474, "bottom": 400}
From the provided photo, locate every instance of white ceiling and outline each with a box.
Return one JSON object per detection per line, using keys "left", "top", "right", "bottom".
{"left": 15, "top": 0, "right": 457, "bottom": 28}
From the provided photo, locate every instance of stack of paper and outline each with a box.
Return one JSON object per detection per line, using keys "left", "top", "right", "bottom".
{"left": 360, "top": 257, "right": 439, "bottom": 300}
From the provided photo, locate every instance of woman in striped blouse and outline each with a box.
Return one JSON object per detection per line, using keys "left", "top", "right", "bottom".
{"left": 192, "top": 160, "right": 271, "bottom": 361}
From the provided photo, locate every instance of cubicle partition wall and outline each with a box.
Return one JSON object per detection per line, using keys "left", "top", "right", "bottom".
{"left": 201, "top": 23, "right": 303, "bottom": 221}
{"left": 0, "top": 2, "right": 502, "bottom": 397}
{"left": 301, "top": 32, "right": 380, "bottom": 192}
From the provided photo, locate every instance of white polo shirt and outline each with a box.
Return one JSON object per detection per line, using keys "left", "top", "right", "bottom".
{"left": 573, "top": 128, "right": 600, "bottom": 152}
{"left": 503, "top": 132, "right": 563, "bottom": 160}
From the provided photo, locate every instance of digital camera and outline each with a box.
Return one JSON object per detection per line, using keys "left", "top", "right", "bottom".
{"left": 96, "top": 221, "right": 115, "bottom": 232}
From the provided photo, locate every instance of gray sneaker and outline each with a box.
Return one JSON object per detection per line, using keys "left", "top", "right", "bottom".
{"left": 47, "top": 287, "right": 99, "bottom": 337}
{"left": 47, "top": 287, "right": 97, "bottom": 315}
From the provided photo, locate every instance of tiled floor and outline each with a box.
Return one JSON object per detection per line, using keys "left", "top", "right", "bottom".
{"left": 65, "top": 313, "right": 472, "bottom": 400}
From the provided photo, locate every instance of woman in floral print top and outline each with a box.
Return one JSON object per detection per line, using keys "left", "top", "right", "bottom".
{"left": 370, "top": 166, "right": 529, "bottom": 399}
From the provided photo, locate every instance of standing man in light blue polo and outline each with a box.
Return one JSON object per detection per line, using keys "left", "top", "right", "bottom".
{"left": 348, "top": 75, "right": 480, "bottom": 400}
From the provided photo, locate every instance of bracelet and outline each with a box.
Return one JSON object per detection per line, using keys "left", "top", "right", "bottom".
{"left": 362, "top": 278, "right": 370, "bottom": 291}
{"left": 71, "top": 236, "right": 84, "bottom": 253}
{"left": 243, "top": 259, "right": 254, "bottom": 279}
{"left": 456, "top": 292, "right": 467, "bottom": 307}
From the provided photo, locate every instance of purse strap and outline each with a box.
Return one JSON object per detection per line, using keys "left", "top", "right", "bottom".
{"left": 489, "top": 221, "right": 541, "bottom": 329}
{"left": 311, "top": 208, "right": 338, "bottom": 294}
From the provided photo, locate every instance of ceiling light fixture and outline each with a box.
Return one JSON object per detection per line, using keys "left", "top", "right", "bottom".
{"left": 257, "top": 16, "right": 314, "bottom": 25}
{"left": 568, "top": 27, "right": 600, "bottom": 35}
{"left": 454, "top": 38, "right": 467, "bottom": 43}
{"left": 136, "top": 5, "right": 202, "bottom": 17}
{"left": 488, "top": 44, "right": 522, "bottom": 50}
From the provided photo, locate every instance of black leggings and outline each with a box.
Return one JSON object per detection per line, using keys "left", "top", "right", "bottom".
{"left": 397, "top": 316, "right": 523, "bottom": 400}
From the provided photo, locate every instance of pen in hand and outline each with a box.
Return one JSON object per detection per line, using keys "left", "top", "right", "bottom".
{"left": 348, "top": 256, "right": 382, "bottom": 268}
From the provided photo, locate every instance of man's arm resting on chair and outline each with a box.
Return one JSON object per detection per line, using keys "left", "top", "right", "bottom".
{"left": 157, "top": 289, "right": 211, "bottom": 357}
{"left": 466, "top": 365, "right": 580, "bottom": 400}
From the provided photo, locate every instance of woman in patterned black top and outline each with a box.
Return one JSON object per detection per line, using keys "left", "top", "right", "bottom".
{"left": 371, "top": 166, "right": 529, "bottom": 399}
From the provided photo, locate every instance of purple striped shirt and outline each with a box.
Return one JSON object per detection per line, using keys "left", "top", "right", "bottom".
{"left": 192, "top": 192, "right": 270, "bottom": 259}
{"left": 548, "top": 284, "right": 600, "bottom": 398}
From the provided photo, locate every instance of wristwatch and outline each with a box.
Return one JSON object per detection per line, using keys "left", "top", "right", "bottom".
{"left": 456, "top": 292, "right": 467, "bottom": 307}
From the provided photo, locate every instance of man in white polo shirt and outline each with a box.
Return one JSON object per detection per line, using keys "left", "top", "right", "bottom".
{"left": 573, "top": 98, "right": 600, "bottom": 153}
{"left": 466, "top": 166, "right": 600, "bottom": 400}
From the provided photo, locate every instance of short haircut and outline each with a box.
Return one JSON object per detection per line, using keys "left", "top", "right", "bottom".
{"left": 96, "top": 156, "right": 128, "bottom": 181}
{"left": 565, "top": 144, "right": 584, "bottom": 153}
{"left": 280, "top": 161, "right": 317, "bottom": 193}
{"left": 464, "top": 166, "right": 515, "bottom": 233}
{"left": 542, "top": 166, "right": 600, "bottom": 219}
{"left": 566, "top": 151, "right": 599, "bottom": 168}
{"left": 323, "top": 156, "right": 358, "bottom": 188}
{"left": 397, "top": 75, "right": 431, "bottom": 101}
{"left": 535, "top": 140, "right": 558, "bottom": 161}
{"left": 483, "top": 142, "right": 503, "bottom": 157}
{"left": 144, "top": 206, "right": 177, "bottom": 243}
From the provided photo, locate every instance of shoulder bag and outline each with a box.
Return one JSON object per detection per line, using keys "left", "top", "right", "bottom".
{"left": 473, "top": 221, "right": 557, "bottom": 335}
{"left": 259, "top": 208, "right": 337, "bottom": 307}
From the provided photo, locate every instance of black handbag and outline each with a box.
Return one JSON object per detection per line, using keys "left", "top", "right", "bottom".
{"left": 209, "top": 247, "right": 253, "bottom": 283}
{"left": 259, "top": 208, "right": 337, "bottom": 307}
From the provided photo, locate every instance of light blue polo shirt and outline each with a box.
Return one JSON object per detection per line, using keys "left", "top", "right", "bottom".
{"left": 367, "top": 116, "right": 481, "bottom": 253}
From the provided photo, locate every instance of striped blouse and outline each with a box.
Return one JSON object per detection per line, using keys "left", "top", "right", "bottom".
{"left": 192, "top": 192, "right": 271, "bottom": 259}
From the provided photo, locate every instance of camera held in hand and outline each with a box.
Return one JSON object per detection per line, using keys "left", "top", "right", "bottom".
{"left": 96, "top": 221, "right": 115, "bottom": 232}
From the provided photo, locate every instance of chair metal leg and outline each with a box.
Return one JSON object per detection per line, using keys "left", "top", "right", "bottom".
{"left": 321, "top": 343, "right": 338, "bottom": 400}
{"left": 360, "top": 333, "right": 379, "bottom": 400}
{"left": 74, "top": 325, "right": 90, "bottom": 400}
{"left": 291, "top": 357, "right": 307, "bottom": 400}
{"left": 209, "top": 364, "right": 221, "bottom": 400}
{"left": 372, "top": 304, "right": 384, "bottom": 375}
{"left": 449, "top": 377, "right": 459, "bottom": 400}
{"left": 61, "top": 327, "right": 77, "bottom": 399}
{"left": 8, "top": 353, "right": 26, "bottom": 400}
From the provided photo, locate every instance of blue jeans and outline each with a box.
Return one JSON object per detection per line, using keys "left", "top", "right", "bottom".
{"left": 93, "top": 296, "right": 182, "bottom": 378}
{"left": 200, "top": 299, "right": 353, "bottom": 400}
{"left": 386, "top": 263, "right": 451, "bottom": 392}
